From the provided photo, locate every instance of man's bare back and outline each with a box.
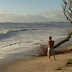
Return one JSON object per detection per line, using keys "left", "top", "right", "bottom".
{"left": 48, "top": 40, "right": 54, "bottom": 48}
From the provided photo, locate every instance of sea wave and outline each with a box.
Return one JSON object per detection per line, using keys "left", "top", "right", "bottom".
{"left": 0, "top": 28, "right": 39, "bottom": 40}
{"left": 0, "top": 28, "right": 29, "bottom": 40}
{"left": 0, "top": 29, "right": 27, "bottom": 34}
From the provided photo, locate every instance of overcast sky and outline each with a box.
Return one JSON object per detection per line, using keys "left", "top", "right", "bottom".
{"left": 0, "top": 0, "right": 67, "bottom": 23}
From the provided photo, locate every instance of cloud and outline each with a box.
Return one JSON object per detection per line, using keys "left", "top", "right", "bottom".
{"left": 0, "top": 10, "right": 7, "bottom": 14}
{"left": 23, "top": 8, "right": 29, "bottom": 11}
{"left": 41, "top": 10, "right": 67, "bottom": 22}
{"left": 31, "top": 2, "right": 39, "bottom": 6}
{"left": 0, "top": 10, "right": 68, "bottom": 23}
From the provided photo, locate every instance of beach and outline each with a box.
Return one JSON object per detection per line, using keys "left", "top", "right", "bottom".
{"left": 0, "top": 0, "right": 72, "bottom": 72}
{"left": 0, "top": 23, "right": 72, "bottom": 72}
{"left": 0, "top": 23, "right": 72, "bottom": 62}
{"left": 0, "top": 45, "right": 72, "bottom": 72}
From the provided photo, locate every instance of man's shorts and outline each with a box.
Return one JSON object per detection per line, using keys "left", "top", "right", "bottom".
{"left": 47, "top": 47, "right": 55, "bottom": 56}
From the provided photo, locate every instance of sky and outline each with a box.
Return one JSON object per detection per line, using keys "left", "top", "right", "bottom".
{"left": 0, "top": 0, "right": 67, "bottom": 23}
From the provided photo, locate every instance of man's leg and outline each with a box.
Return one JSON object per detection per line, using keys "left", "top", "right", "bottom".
{"left": 53, "top": 51, "right": 56, "bottom": 60}
{"left": 48, "top": 55, "right": 51, "bottom": 61}
{"left": 48, "top": 48, "right": 51, "bottom": 61}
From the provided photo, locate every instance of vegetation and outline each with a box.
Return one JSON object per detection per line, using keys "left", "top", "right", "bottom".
{"left": 66, "top": 59, "right": 72, "bottom": 66}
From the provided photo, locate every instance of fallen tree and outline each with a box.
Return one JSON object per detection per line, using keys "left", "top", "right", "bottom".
{"left": 36, "top": 30, "right": 72, "bottom": 56}
{"left": 35, "top": 0, "right": 72, "bottom": 56}
{"left": 54, "top": 30, "right": 72, "bottom": 49}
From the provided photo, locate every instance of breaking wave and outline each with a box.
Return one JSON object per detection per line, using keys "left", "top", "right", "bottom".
{"left": 0, "top": 28, "right": 28, "bottom": 39}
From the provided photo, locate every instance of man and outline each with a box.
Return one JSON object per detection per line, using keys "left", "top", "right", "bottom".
{"left": 47, "top": 36, "right": 56, "bottom": 61}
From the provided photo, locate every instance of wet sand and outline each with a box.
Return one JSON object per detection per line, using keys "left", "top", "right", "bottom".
{"left": 0, "top": 46, "right": 72, "bottom": 72}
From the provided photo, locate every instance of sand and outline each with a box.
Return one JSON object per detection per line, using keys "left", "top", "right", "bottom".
{"left": 0, "top": 46, "right": 72, "bottom": 72}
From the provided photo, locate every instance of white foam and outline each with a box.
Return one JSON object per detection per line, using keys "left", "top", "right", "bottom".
{"left": 0, "top": 24, "right": 71, "bottom": 63}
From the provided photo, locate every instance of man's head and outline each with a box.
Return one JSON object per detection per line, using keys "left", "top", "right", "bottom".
{"left": 49, "top": 36, "right": 52, "bottom": 40}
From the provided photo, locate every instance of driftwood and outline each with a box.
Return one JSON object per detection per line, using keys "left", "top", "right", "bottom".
{"left": 36, "top": 43, "right": 47, "bottom": 56}
{"left": 54, "top": 30, "right": 72, "bottom": 49}
{"left": 36, "top": 30, "right": 72, "bottom": 56}
{"left": 35, "top": 0, "right": 72, "bottom": 56}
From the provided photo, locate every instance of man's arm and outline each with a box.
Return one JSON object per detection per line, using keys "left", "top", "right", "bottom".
{"left": 48, "top": 41, "right": 50, "bottom": 46}
{"left": 53, "top": 41, "right": 54, "bottom": 45}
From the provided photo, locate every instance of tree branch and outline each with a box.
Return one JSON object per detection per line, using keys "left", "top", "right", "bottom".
{"left": 54, "top": 30, "right": 72, "bottom": 49}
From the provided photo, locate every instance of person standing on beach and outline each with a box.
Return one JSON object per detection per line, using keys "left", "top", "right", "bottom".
{"left": 47, "top": 36, "right": 56, "bottom": 61}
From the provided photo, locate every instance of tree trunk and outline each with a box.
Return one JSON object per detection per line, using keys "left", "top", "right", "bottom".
{"left": 53, "top": 30, "right": 72, "bottom": 49}
{"left": 36, "top": 31, "right": 72, "bottom": 56}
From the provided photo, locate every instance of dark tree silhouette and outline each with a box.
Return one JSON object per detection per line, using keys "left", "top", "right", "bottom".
{"left": 36, "top": 0, "right": 72, "bottom": 56}
{"left": 54, "top": 0, "right": 72, "bottom": 48}
{"left": 62, "top": 0, "right": 72, "bottom": 23}
{"left": 54, "top": 30, "right": 72, "bottom": 49}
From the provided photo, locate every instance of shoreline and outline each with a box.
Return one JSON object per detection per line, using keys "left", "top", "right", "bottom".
{"left": 1, "top": 53, "right": 72, "bottom": 72}
{"left": 0, "top": 45, "right": 72, "bottom": 72}
{"left": 0, "top": 36, "right": 72, "bottom": 65}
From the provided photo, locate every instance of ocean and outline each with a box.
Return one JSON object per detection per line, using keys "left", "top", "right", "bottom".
{"left": 0, "top": 22, "right": 72, "bottom": 64}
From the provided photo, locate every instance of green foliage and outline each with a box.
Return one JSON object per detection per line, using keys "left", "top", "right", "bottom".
{"left": 68, "top": 59, "right": 72, "bottom": 64}
{"left": 66, "top": 59, "right": 72, "bottom": 66}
